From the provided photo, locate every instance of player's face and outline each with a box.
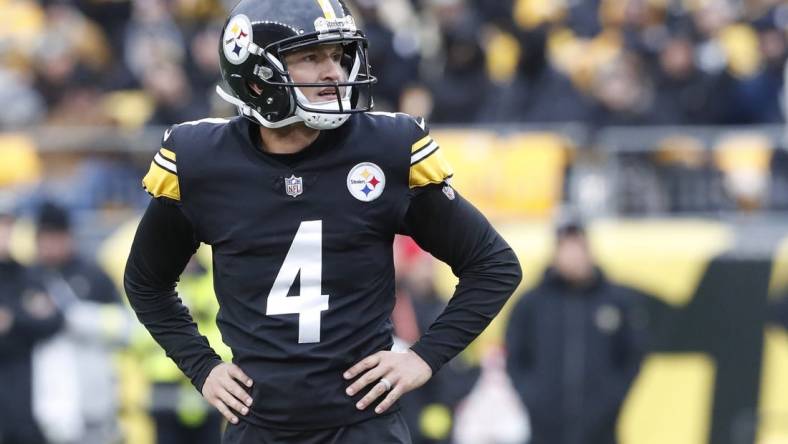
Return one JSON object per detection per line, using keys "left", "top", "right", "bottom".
{"left": 284, "top": 43, "right": 348, "bottom": 103}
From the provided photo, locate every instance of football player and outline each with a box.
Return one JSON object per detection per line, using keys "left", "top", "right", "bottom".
{"left": 124, "top": 0, "right": 522, "bottom": 442}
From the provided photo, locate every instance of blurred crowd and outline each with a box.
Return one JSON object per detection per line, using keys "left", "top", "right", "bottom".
{"left": 0, "top": 0, "right": 785, "bottom": 130}
{"left": 0, "top": 199, "right": 132, "bottom": 444}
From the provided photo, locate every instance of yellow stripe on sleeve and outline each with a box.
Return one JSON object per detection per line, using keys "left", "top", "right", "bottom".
{"left": 409, "top": 147, "right": 454, "bottom": 188}
{"left": 411, "top": 135, "right": 432, "bottom": 152}
{"left": 159, "top": 148, "right": 176, "bottom": 162}
{"left": 142, "top": 162, "right": 181, "bottom": 201}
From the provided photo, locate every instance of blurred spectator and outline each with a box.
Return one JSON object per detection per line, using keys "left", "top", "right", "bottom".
{"left": 650, "top": 36, "right": 716, "bottom": 124}
{"left": 431, "top": 27, "right": 491, "bottom": 123}
{"left": 0, "top": 198, "right": 63, "bottom": 444}
{"left": 607, "top": 0, "right": 668, "bottom": 57}
{"left": 505, "top": 215, "right": 647, "bottom": 444}
{"left": 31, "top": 2, "right": 112, "bottom": 125}
{"left": 0, "top": 69, "right": 45, "bottom": 128}
{"left": 483, "top": 27, "right": 593, "bottom": 123}
{"left": 125, "top": 0, "right": 208, "bottom": 126}
{"left": 123, "top": 0, "right": 186, "bottom": 81}
{"left": 420, "top": 1, "right": 491, "bottom": 123}
{"left": 184, "top": 24, "right": 223, "bottom": 116}
{"left": 143, "top": 61, "right": 207, "bottom": 125}
{"left": 769, "top": 144, "right": 788, "bottom": 210}
{"left": 564, "top": 0, "right": 603, "bottom": 38}
{"left": 589, "top": 53, "right": 656, "bottom": 127}
{"left": 710, "top": 23, "right": 784, "bottom": 124}
{"left": 69, "top": 0, "right": 133, "bottom": 58}
{"left": 31, "top": 201, "right": 132, "bottom": 444}
{"left": 453, "top": 347, "right": 529, "bottom": 444}
{"left": 753, "top": 13, "right": 786, "bottom": 120}
{"left": 355, "top": 0, "right": 421, "bottom": 111}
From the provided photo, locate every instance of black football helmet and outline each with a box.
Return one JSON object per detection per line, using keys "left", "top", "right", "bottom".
{"left": 216, "top": 0, "right": 376, "bottom": 130}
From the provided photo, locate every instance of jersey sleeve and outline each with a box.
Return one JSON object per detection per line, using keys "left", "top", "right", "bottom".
{"left": 142, "top": 126, "right": 181, "bottom": 202}
{"left": 408, "top": 117, "right": 454, "bottom": 189}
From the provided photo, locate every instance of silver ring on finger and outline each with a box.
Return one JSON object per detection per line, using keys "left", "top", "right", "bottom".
{"left": 379, "top": 377, "right": 392, "bottom": 392}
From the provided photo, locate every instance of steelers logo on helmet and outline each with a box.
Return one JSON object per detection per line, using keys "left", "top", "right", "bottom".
{"left": 222, "top": 14, "right": 253, "bottom": 65}
{"left": 347, "top": 163, "right": 386, "bottom": 202}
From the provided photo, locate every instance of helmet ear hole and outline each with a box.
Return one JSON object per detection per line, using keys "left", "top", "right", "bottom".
{"left": 246, "top": 81, "right": 264, "bottom": 97}
{"left": 340, "top": 43, "right": 356, "bottom": 73}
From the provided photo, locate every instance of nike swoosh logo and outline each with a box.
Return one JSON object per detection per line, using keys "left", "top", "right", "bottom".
{"left": 163, "top": 128, "right": 173, "bottom": 142}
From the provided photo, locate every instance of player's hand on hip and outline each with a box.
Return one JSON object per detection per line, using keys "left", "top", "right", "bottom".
{"left": 344, "top": 350, "right": 432, "bottom": 414}
{"left": 201, "top": 362, "right": 254, "bottom": 424}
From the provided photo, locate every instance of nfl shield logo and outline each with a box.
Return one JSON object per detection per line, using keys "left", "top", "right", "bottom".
{"left": 285, "top": 175, "right": 303, "bottom": 198}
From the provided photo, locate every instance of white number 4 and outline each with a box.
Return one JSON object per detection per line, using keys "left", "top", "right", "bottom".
{"left": 265, "top": 220, "right": 329, "bottom": 343}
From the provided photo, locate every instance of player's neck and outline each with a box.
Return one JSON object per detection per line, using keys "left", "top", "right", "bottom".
{"left": 258, "top": 124, "right": 320, "bottom": 155}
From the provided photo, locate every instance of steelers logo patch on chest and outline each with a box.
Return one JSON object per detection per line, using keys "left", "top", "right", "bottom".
{"left": 347, "top": 162, "right": 386, "bottom": 202}
{"left": 223, "top": 14, "right": 252, "bottom": 65}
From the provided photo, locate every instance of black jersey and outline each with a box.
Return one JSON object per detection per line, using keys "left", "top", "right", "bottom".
{"left": 140, "top": 112, "right": 453, "bottom": 429}
{"left": 129, "top": 111, "right": 521, "bottom": 431}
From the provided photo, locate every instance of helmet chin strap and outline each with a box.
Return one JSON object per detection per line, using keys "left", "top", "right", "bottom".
{"left": 293, "top": 87, "right": 351, "bottom": 130}
{"left": 215, "top": 84, "right": 350, "bottom": 130}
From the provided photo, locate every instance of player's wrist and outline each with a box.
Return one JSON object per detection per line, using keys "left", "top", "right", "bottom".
{"left": 196, "top": 357, "right": 226, "bottom": 394}
{"left": 406, "top": 349, "right": 432, "bottom": 373}
{"left": 408, "top": 344, "right": 440, "bottom": 375}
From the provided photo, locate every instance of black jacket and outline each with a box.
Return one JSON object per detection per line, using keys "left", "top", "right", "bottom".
{"left": 505, "top": 267, "right": 647, "bottom": 444}
{"left": 0, "top": 259, "right": 63, "bottom": 444}
{"left": 34, "top": 256, "right": 122, "bottom": 306}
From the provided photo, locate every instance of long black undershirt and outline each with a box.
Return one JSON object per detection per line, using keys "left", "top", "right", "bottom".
{"left": 124, "top": 199, "right": 223, "bottom": 391}
{"left": 401, "top": 186, "right": 522, "bottom": 373}
{"left": 124, "top": 185, "right": 521, "bottom": 391}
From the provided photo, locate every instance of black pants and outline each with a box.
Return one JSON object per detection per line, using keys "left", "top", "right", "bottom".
{"left": 222, "top": 411, "right": 412, "bottom": 444}
{"left": 153, "top": 410, "right": 222, "bottom": 444}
